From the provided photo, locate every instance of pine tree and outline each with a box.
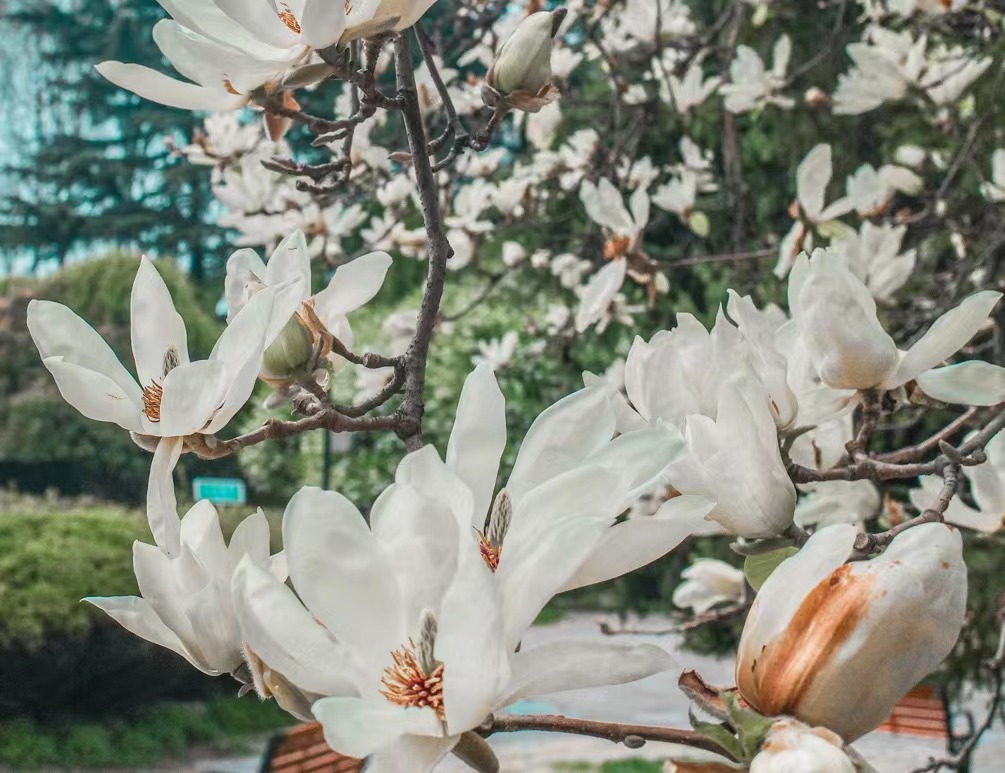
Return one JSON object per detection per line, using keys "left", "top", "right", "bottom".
{"left": 0, "top": 0, "right": 223, "bottom": 279}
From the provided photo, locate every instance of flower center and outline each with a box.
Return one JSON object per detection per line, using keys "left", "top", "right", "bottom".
{"left": 277, "top": 4, "right": 301, "bottom": 33}
{"left": 604, "top": 235, "right": 632, "bottom": 260}
{"left": 142, "top": 381, "right": 164, "bottom": 422}
{"left": 476, "top": 529, "right": 501, "bottom": 572}
{"left": 380, "top": 640, "right": 445, "bottom": 718}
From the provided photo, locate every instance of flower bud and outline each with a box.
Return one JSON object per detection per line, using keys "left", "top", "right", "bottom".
{"left": 483, "top": 9, "right": 566, "bottom": 113}
{"left": 261, "top": 315, "right": 314, "bottom": 379}
{"left": 750, "top": 719, "right": 856, "bottom": 773}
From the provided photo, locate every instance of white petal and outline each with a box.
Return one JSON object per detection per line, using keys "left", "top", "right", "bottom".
{"left": 84, "top": 596, "right": 200, "bottom": 669}
{"left": 436, "top": 551, "right": 510, "bottom": 734}
{"left": 39, "top": 358, "right": 144, "bottom": 432}
{"left": 132, "top": 540, "right": 197, "bottom": 653}
{"left": 283, "top": 487, "right": 404, "bottom": 681}
{"left": 313, "top": 251, "right": 393, "bottom": 320}
{"left": 300, "top": 0, "right": 349, "bottom": 48}
{"left": 232, "top": 557, "right": 360, "bottom": 696}
{"left": 158, "top": 360, "right": 228, "bottom": 435}
{"left": 506, "top": 384, "right": 615, "bottom": 504}
{"left": 264, "top": 230, "right": 313, "bottom": 302}
{"left": 95, "top": 62, "right": 247, "bottom": 111}
{"left": 445, "top": 364, "right": 507, "bottom": 523}
{"left": 498, "top": 466, "right": 621, "bottom": 648}
{"left": 502, "top": 639, "right": 674, "bottom": 705}
{"left": 916, "top": 361, "right": 1005, "bottom": 406}
{"left": 226, "top": 509, "right": 273, "bottom": 571}
{"left": 27, "top": 299, "right": 142, "bottom": 407}
{"left": 131, "top": 256, "right": 189, "bottom": 387}
{"left": 395, "top": 445, "right": 477, "bottom": 532}
{"left": 312, "top": 698, "right": 442, "bottom": 759}
{"left": 179, "top": 499, "right": 228, "bottom": 572}
{"left": 365, "top": 735, "right": 458, "bottom": 773}
{"left": 561, "top": 495, "right": 716, "bottom": 591}
{"left": 574, "top": 259, "right": 626, "bottom": 332}
{"left": 797, "top": 144, "right": 832, "bottom": 221}
{"left": 887, "top": 291, "right": 1002, "bottom": 388}
{"left": 185, "top": 580, "right": 243, "bottom": 672}
{"left": 147, "top": 436, "right": 185, "bottom": 557}
{"left": 214, "top": 0, "right": 300, "bottom": 48}
{"left": 224, "top": 248, "right": 268, "bottom": 321}
{"left": 585, "top": 427, "right": 686, "bottom": 511}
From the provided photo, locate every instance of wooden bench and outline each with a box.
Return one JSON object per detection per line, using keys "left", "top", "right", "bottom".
{"left": 876, "top": 685, "right": 949, "bottom": 739}
{"left": 261, "top": 722, "right": 361, "bottom": 773}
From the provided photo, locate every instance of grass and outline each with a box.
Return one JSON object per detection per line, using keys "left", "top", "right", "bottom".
{"left": 0, "top": 695, "right": 294, "bottom": 769}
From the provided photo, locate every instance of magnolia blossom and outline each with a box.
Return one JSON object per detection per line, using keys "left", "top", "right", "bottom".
{"left": 794, "top": 480, "right": 880, "bottom": 529}
{"left": 472, "top": 331, "right": 519, "bottom": 371}
{"left": 96, "top": 0, "right": 396, "bottom": 112}
{"left": 87, "top": 501, "right": 285, "bottom": 676}
{"left": 911, "top": 431, "right": 1005, "bottom": 533}
{"left": 831, "top": 222, "right": 916, "bottom": 301}
{"left": 832, "top": 29, "right": 923, "bottom": 114}
{"left": 27, "top": 257, "right": 301, "bottom": 555}
{"left": 720, "top": 35, "right": 794, "bottom": 114}
{"left": 845, "top": 163, "right": 923, "bottom": 217}
{"left": 749, "top": 719, "right": 858, "bottom": 773}
{"left": 787, "top": 248, "right": 1004, "bottom": 398}
{"left": 233, "top": 470, "right": 678, "bottom": 768}
{"left": 607, "top": 0, "right": 695, "bottom": 51}
{"left": 775, "top": 144, "right": 852, "bottom": 278}
{"left": 668, "top": 60, "right": 721, "bottom": 113}
{"left": 225, "top": 230, "right": 392, "bottom": 398}
{"left": 575, "top": 178, "right": 651, "bottom": 332}
{"left": 672, "top": 559, "right": 746, "bottom": 614}
{"left": 736, "top": 523, "right": 966, "bottom": 741}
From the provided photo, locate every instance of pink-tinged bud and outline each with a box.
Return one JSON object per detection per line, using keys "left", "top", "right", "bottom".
{"left": 735, "top": 523, "right": 966, "bottom": 741}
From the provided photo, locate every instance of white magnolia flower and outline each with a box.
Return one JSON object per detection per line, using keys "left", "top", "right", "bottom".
{"left": 788, "top": 415, "right": 854, "bottom": 473}
{"left": 750, "top": 719, "right": 857, "bottom": 773}
{"left": 96, "top": 0, "right": 392, "bottom": 111}
{"left": 736, "top": 523, "right": 966, "bottom": 741}
{"left": 575, "top": 178, "right": 650, "bottom": 332}
{"left": 794, "top": 480, "right": 880, "bottom": 529}
{"left": 921, "top": 45, "right": 992, "bottom": 105}
{"left": 412, "top": 365, "right": 710, "bottom": 603}
{"left": 775, "top": 144, "right": 853, "bottom": 278}
{"left": 981, "top": 149, "right": 1005, "bottom": 203}
{"left": 911, "top": 431, "right": 1005, "bottom": 533}
{"left": 472, "top": 331, "right": 519, "bottom": 371}
{"left": 845, "top": 163, "right": 923, "bottom": 217}
{"left": 832, "top": 29, "right": 925, "bottom": 114}
{"left": 609, "top": 0, "right": 695, "bottom": 51}
{"left": 787, "top": 248, "right": 1004, "bottom": 398}
{"left": 225, "top": 230, "right": 392, "bottom": 391}
{"left": 720, "top": 35, "right": 795, "bottom": 114}
{"left": 831, "top": 221, "right": 916, "bottom": 301}
{"left": 663, "top": 373, "right": 798, "bottom": 538}
{"left": 668, "top": 60, "right": 721, "bottom": 113}
{"left": 233, "top": 475, "right": 677, "bottom": 768}
{"left": 27, "top": 257, "right": 301, "bottom": 556}
{"left": 652, "top": 170, "right": 698, "bottom": 220}
{"left": 87, "top": 501, "right": 285, "bottom": 676}
{"left": 672, "top": 559, "right": 746, "bottom": 615}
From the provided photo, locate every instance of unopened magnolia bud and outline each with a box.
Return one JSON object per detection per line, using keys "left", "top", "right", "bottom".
{"left": 803, "top": 86, "right": 831, "bottom": 108}
{"left": 261, "top": 316, "right": 313, "bottom": 379}
{"left": 484, "top": 9, "right": 566, "bottom": 112}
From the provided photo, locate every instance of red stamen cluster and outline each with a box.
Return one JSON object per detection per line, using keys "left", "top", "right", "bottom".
{"left": 379, "top": 641, "right": 445, "bottom": 718}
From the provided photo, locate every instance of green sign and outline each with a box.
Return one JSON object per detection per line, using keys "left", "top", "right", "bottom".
{"left": 192, "top": 477, "right": 247, "bottom": 506}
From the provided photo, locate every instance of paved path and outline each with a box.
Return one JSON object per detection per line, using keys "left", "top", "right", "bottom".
{"left": 188, "top": 613, "right": 1004, "bottom": 772}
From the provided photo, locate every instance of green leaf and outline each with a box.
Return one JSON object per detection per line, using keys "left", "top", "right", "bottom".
{"left": 688, "top": 711, "right": 745, "bottom": 762}
{"left": 723, "top": 693, "right": 774, "bottom": 760}
{"left": 744, "top": 547, "right": 799, "bottom": 591}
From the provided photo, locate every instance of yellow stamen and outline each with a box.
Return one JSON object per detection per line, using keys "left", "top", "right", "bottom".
{"left": 379, "top": 640, "right": 445, "bottom": 718}
{"left": 142, "top": 381, "right": 164, "bottom": 422}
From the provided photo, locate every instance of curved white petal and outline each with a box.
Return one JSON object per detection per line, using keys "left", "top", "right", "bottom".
{"left": 214, "top": 0, "right": 300, "bottom": 48}
{"left": 147, "top": 436, "right": 185, "bottom": 557}
{"left": 224, "top": 248, "right": 269, "bottom": 321}
{"left": 40, "top": 358, "right": 144, "bottom": 432}
{"left": 365, "top": 735, "right": 458, "bottom": 773}
{"left": 395, "top": 445, "right": 477, "bottom": 532}
{"left": 283, "top": 487, "right": 404, "bottom": 681}
{"left": 502, "top": 639, "right": 675, "bottom": 706}
{"left": 312, "top": 698, "right": 442, "bottom": 760}
{"left": 445, "top": 364, "right": 507, "bottom": 523}
{"left": 84, "top": 595, "right": 200, "bottom": 669}
{"left": 232, "top": 558, "right": 360, "bottom": 696}
{"left": 887, "top": 291, "right": 1002, "bottom": 389}
{"left": 95, "top": 62, "right": 248, "bottom": 111}
{"left": 130, "top": 257, "right": 190, "bottom": 387}
{"left": 264, "top": 230, "right": 313, "bottom": 302}
{"left": 916, "top": 361, "right": 1005, "bottom": 406}
{"left": 313, "top": 251, "right": 393, "bottom": 320}
{"left": 299, "top": 0, "right": 350, "bottom": 48}
{"left": 584, "top": 427, "right": 686, "bottom": 511}
{"left": 27, "top": 299, "right": 142, "bottom": 406}
{"left": 158, "top": 360, "right": 229, "bottom": 436}
{"left": 506, "top": 384, "right": 615, "bottom": 504}
{"left": 561, "top": 495, "right": 716, "bottom": 591}
{"left": 575, "top": 259, "right": 627, "bottom": 332}
{"left": 179, "top": 499, "right": 228, "bottom": 572}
